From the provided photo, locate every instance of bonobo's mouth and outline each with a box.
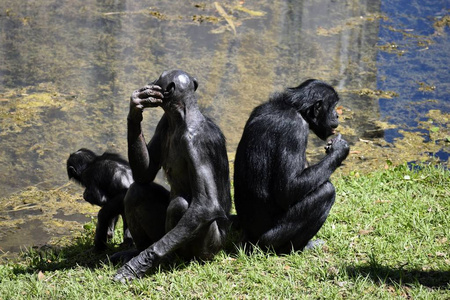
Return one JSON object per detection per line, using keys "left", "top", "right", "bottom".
{"left": 330, "top": 123, "right": 339, "bottom": 135}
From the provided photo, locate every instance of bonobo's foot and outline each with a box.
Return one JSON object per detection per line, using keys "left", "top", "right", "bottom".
{"left": 93, "top": 241, "right": 107, "bottom": 253}
{"left": 114, "top": 262, "right": 142, "bottom": 284}
{"left": 121, "top": 237, "right": 134, "bottom": 248}
{"left": 109, "top": 249, "right": 140, "bottom": 265}
{"left": 304, "top": 239, "right": 326, "bottom": 251}
{"left": 113, "top": 251, "right": 156, "bottom": 283}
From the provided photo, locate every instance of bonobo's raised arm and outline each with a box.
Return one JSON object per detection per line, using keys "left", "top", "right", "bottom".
{"left": 127, "top": 85, "right": 165, "bottom": 183}
{"left": 113, "top": 70, "right": 231, "bottom": 283}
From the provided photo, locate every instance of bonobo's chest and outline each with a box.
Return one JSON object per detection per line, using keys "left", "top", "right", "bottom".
{"left": 161, "top": 130, "right": 190, "bottom": 193}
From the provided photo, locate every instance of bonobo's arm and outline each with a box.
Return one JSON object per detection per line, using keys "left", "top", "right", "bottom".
{"left": 114, "top": 130, "right": 225, "bottom": 283}
{"left": 279, "top": 134, "right": 349, "bottom": 208}
{"left": 83, "top": 186, "right": 107, "bottom": 206}
{"left": 127, "top": 85, "right": 164, "bottom": 183}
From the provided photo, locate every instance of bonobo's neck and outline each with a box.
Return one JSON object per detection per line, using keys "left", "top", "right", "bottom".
{"left": 163, "top": 94, "right": 201, "bottom": 128}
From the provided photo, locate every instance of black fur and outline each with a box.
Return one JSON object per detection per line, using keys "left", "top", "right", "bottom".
{"left": 113, "top": 70, "right": 231, "bottom": 282}
{"left": 67, "top": 148, "right": 133, "bottom": 251}
{"left": 234, "top": 79, "right": 349, "bottom": 254}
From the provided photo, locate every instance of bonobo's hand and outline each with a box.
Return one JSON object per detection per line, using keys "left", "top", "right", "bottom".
{"left": 128, "top": 85, "right": 163, "bottom": 122}
{"left": 324, "top": 134, "right": 350, "bottom": 157}
{"left": 113, "top": 250, "right": 156, "bottom": 283}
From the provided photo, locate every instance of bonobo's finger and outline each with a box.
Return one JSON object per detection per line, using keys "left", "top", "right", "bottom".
{"left": 327, "top": 133, "right": 342, "bottom": 144}
{"left": 137, "top": 87, "right": 163, "bottom": 100}
{"left": 138, "top": 84, "right": 162, "bottom": 93}
{"left": 131, "top": 86, "right": 162, "bottom": 100}
{"left": 130, "top": 86, "right": 164, "bottom": 108}
{"left": 140, "top": 97, "right": 164, "bottom": 108}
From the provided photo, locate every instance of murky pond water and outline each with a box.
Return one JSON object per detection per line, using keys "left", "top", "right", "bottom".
{"left": 0, "top": 0, "right": 448, "bottom": 259}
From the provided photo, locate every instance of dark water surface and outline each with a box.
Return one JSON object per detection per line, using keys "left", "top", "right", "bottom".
{"left": 0, "top": 0, "right": 448, "bottom": 257}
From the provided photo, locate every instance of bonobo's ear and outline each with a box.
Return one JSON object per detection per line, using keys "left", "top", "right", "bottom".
{"left": 193, "top": 78, "right": 199, "bottom": 91}
{"left": 68, "top": 166, "right": 78, "bottom": 179}
{"left": 313, "top": 101, "right": 322, "bottom": 118}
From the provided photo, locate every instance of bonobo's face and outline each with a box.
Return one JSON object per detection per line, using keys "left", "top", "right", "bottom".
{"left": 153, "top": 70, "right": 198, "bottom": 103}
{"left": 308, "top": 88, "right": 340, "bottom": 141}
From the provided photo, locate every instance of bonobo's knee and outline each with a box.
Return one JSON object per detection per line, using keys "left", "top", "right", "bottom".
{"left": 321, "top": 181, "right": 336, "bottom": 199}
{"left": 166, "top": 197, "right": 189, "bottom": 231}
{"left": 167, "top": 197, "right": 189, "bottom": 216}
{"left": 123, "top": 182, "right": 145, "bottom": 209}
{"left": 124, "top": 182, "right": 168, "bottom": 208}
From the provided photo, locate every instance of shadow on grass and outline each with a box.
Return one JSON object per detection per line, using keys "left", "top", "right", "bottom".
{"left": 10, "top": 239, "right": 119, "bottom": 275}
{"left": 347, "top": 264, "right": 450, "bottom": 289}
{"left": 9, "top": 223, "right": 244, "bottom": 277}
{"left": 10, "top": 240, "right": 194, "bottom": 279}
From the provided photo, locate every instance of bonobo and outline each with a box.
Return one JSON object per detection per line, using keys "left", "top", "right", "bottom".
{"left": 67, "top": 148, "right": 134, "bottom": 251}
{"left": 234, "top": 79, "right": 349, "bottom": 254}
{"left": 113, "top": 70, "right": 231, "bottom": 282}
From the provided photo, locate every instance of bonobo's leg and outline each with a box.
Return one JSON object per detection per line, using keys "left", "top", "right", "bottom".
{"left": 110, "top": 182, "right": 170, "bottom": 264}
{"left": 111, "top": 190, "right": 133, "bottom": 247}
{"left": 190, "top": 220, "right": 223, "bottom": 260}
{"left": 114, "top": 197, "right": 227, "bottom": 282}
{"left": 95, "top": 205, "right": 119, "bottom": 251}
{"left": 107, "top": 215, "right": 119, "bottom": 240}
{"left": 258, "top": 181, "right": 336, "bottom": 254}
{"left": 165, "top": 197, "right": 224, "bottom": 260}
{"left": 121, "top": 214, "right": 133, "bottom": 247}
{"left": 165, "top": 197, "right": 189, "bottom": 233}
{"left": 124, "top": 182, "right": 170, "bottom": 251}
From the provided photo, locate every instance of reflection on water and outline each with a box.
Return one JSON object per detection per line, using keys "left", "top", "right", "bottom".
{"left": 377, "top": 0, "right": 449, "bottom": 143}
{"left": 0, "top": 0, "right": 448, "bottom": 257}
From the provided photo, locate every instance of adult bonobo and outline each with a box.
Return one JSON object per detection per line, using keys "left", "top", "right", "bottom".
{"left": 113, "top": 70, "right": 231, "bottom": 282}
{"left": 234, "top": 79, "right": 349, "bottom": 254}
{"left": 67, "top": 149, "right": 133, "bottom": 251}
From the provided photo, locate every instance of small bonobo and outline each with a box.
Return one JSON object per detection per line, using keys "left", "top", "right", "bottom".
{"left": 234, "top": 79, "right": 349, "bottom": 254}
{"left": 67, "top": 148, "right": 133, "bottom": 251}
{"left": 113, "top": 70, "right": 231, "bottom": 282}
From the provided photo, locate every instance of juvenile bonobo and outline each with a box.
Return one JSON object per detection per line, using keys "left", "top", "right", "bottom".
{"left": 234, "top": 79, "right": 349, "bottom": 254}
{"left": 67, "top": 149, "right": 134, "bottom": 251}
{"left": 113, "top": 70, "right": 231, "bottom": 282}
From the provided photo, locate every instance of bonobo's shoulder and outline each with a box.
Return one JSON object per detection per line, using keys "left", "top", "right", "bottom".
{"left": 203, "top": 114, "right": 221, "bottom": 129}
{"left": 249, "top": 95, "right": 299, "bottom": 122}
{"left": 267, "top": 90, "right": 296, "bottom": 108}
{"left": 203, "top": 115, "right": 225, "bottom": 139}
{"left": 186, "top": 114, "right": 226, "bottom": 146}
{"left": 95, "top": 153, "right": 129, "bottom": 169}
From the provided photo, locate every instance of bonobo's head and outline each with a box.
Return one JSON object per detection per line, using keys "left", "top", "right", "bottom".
{"left": 67, "top": 148, "right": 96, "bottom": 185}
{"left": 290, "top": 79, "right": 340, "bottom": 140}
{"left": 153, "top": 70, "right": 198, "bottom": 107}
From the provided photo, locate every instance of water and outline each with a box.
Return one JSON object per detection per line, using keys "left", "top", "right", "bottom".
{"left": 0, "top": 0, "right": 448, "bottom": 258}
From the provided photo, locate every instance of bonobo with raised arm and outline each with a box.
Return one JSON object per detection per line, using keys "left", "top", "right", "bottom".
{"left": 113, "top": 70, "right": 231, "bottom": 282}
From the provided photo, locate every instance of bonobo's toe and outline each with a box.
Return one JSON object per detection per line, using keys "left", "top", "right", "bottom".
{"left": 304, "top": 239, "right": 326, "bottom": 250}
{"left": 113, "top": 264, "right": 139, "bottom": 283}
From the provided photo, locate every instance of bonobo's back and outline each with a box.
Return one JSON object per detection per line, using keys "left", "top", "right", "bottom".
{"left": 198, "top": 115, "right": 232, "bottom": 215}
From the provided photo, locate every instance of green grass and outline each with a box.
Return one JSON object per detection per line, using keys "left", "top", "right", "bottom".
{"left": 1, "top": 165, "right": 449, "bottom": 299}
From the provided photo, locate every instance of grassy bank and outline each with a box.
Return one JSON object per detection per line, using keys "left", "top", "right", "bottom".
{"left": 0, "top": 165, "right": 449, "bottom": 299}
